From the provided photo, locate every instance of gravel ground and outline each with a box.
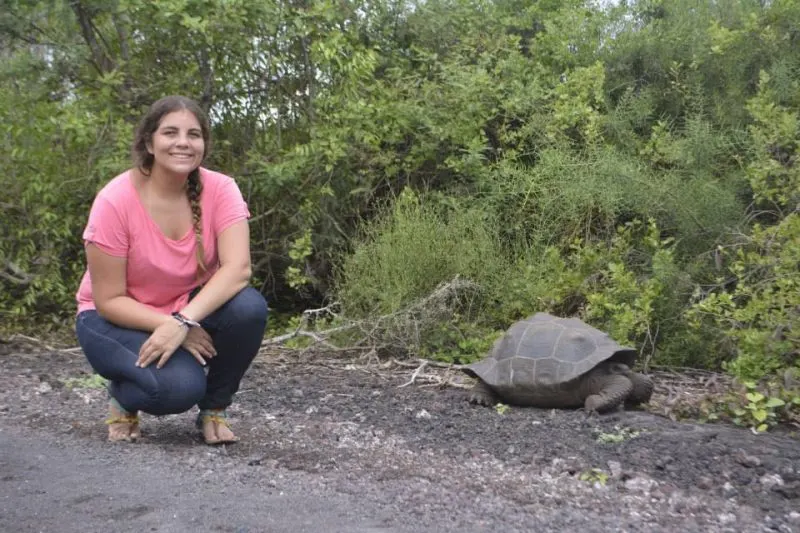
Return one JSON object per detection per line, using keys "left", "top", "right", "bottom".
{"left": 1, "top": 341, "right": 799, "bottom": 533}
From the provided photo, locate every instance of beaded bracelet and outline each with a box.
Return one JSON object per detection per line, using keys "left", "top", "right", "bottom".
{"left": 172, "top": 312, "right": 201, "bottom": 329}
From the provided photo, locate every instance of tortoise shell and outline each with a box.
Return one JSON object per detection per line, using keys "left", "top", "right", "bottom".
{"left": 463, "top": 313, "right": 637, "bottom": 404}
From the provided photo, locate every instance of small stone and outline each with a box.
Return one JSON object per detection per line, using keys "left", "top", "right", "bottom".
{"left": 735, "top": 450, "right": 762, "bottom": 468}
{"left": 290, "top": 389, "right": 304, "bottom": 398}
{"left": 667, "top": 490, "right": 694, "bottom": 513}
{"left": 415, "top": 409, "right": 431, "bottom": 419}
{"left": 36, "top": 382, "right": 52, "bottom": 394}
{"left": 722, "top": 482, "right": 738, "bottom": 497}
{"left": 760, "top": 474, "right": 785, "bottom": 490}
{"left": 553, "top": 456, "right": 582, "bottom": 475}
{"left": 696, "top": 476, "right": 714, "bottom": 490}
{"left": 718, "top": 513, "right": 736, "bottom": 526}
{"left": 774, "top": 481, "right": 800, "bottom": 499}
{"left": 305, "top": 405, "right": 318, "bottom": 414}
{"left": 607, "top": 461, "right": 623, "bottom": 478}
{"left": 655, "top": 456, "right": 674, "bottom": 470}
{"left": 780, "top": 466, "right": 799, "bottom": 483}
{"left": 625, "top": 476, "right": 658, "bottom": 493}
{"left": 651, "top": 483, "right": 678, "bottom": 502}
{"left": 787, "top": 512, "right": 800, "bottom": 525}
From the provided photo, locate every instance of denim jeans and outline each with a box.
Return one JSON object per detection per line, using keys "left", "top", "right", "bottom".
{"left": 75, "top": 287, "right": 268, "bottom": 416}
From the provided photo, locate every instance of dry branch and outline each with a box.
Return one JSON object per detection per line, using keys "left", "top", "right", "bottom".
{"left": 4, "top": 334, "right": 83, "bottom": 354}
{"left": 259, "top": 276, "right": 480, "bottom": 359}
{"left": 1, "top": 261, "right": 34, "bottom": 285}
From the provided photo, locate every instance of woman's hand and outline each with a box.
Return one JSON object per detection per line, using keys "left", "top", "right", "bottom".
{"left": 181, "top": 326, "right": 217, "bottom": 364}
{"left": 137, "top": 319, "right": 192, "bottom": 369}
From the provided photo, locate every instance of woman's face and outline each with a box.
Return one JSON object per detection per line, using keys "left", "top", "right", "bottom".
{"left": 147, "top": 109, "right": 205, "bottom": 177}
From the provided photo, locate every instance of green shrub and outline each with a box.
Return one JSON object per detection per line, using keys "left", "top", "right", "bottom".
{"left": 687, "top": 71, "right": 800, "bottom": 383}
{"left": 335, "top": 188, "right": 509, "bottom": 317}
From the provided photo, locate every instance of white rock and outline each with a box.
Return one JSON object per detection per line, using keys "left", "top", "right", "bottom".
{"left": 722, "top": 481, "right": 737, "bottom": 496}
{"left": 607, "top": 461, "right": 623, "bottom": 478}
{"left": 787, "top": 512, "right": 800, "bottom": 525}
{"left": 415, "top": 409, "right": 431, "bottom": 419}
{"left": 759, "top": 474, "right": 785, "bottom": 489}
{"left": 36, "top": 382, "right": 52, "bottom": 394}
{"left": 625, "top": 476, "right": 658, "bottom": 493}
{"left": 718, "top": 513, "right": 736, "bottom": 525}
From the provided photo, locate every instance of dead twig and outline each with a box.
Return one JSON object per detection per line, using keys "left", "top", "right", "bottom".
{"left": 398, "top": 360, "right": 428, "bottom": 388}
{"left": 1, "top": 261, "right": 34, "bottom": 285}
{"left": 259, "top": 276, "right": 480, "bottom": 359}
{"left": 4, "top": 334, "right": 83, "bottom": 354}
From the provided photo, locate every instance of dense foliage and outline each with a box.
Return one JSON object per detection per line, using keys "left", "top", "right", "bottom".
{"left": 1, "top": 0, "right": 797, "bottom": 390}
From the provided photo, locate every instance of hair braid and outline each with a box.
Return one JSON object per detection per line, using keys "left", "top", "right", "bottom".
{"left": 187, "top": 168, "right": 207, "bottom": 277}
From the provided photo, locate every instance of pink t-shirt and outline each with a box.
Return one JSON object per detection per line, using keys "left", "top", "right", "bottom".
{"left": 75, "top": 167, "right": 250, "bottom": 315}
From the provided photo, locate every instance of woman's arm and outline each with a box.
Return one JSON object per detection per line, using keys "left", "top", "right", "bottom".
{"left": 178, "top": 219, "right": 252, "bottom": 322}
{"left": 87, "top": 243, "right": 173, "bottom": 331}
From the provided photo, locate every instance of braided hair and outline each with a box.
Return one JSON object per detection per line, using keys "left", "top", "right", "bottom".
{"left": 186, "top": 167, "right": 207, "bottom": 276}
{"left": 131, "top": 96, "right": 211, "bottom": 277}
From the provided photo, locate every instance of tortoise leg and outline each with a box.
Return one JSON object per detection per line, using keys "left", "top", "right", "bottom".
{"left": 467, "top": 380, "right": 497, "bottom": 407}
{"left": 625, "top": 372, "right": 654, "bottom": 407}
{"left": 583, "top": 374, "right": 634, "bottom": 413}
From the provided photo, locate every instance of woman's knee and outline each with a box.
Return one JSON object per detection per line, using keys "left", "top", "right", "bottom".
{"left": 224, "top": 286, "right": 268, "bottom": 326}
{"left": 164, "top": 378, "right": 206, "bottom": 414}
{"left": 75, "top": 311, "right": 147, "bottom": 380}
{"left": 139, "top": 354, "right": 207, "bottom": 415}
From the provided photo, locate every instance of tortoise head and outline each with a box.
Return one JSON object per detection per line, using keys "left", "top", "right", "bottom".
{"left": 599, "top": 361, "right": 633, "bottom": 376}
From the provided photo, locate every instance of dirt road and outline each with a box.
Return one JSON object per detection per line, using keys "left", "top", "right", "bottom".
{"left": 1, "top": 343, "right": 798, "bottom": 532}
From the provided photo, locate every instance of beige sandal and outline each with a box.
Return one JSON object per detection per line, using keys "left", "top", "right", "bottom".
{"left": 106, "top": 398, "right": 140, "bottom": 442}
{"left": 197, "top": 409, "right": 240, "bottom": 445}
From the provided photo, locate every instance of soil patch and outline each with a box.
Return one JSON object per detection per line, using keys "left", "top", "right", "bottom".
{"left": 1, "top": 341, "right": 799, "bottom": 532}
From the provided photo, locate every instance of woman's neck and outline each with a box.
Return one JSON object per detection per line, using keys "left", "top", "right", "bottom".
{"left": 140, "top": 166, "right": 189, "bottom": 200}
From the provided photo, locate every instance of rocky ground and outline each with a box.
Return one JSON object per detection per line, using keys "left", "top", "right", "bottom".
{"left": 1, "top": 338, "right": 799, "bottom": 533}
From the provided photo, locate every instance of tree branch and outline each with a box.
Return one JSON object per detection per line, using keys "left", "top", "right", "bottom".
{"left": 69, "top": 1, "right": 114, "bottom": 75}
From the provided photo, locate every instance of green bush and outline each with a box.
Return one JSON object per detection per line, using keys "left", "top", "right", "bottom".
{"left": 687, "top": 70, "right": 800, "bottom": 382}
{"left": 335, "top": 188, "right": 509, "bottom": 317}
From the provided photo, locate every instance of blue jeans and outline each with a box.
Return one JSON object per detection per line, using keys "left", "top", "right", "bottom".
{"left": 75, "top": 287, "right": 268, "bottom": 416}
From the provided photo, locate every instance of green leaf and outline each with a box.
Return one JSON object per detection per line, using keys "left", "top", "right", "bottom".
{"left": 752, "top": 409, "right": 768, "bottom": 423}
{"left": 746, "top": 392, "right": 764, "bottom": 403}
{"left": 764, "top": 398, "right": 785, "bottom": 408}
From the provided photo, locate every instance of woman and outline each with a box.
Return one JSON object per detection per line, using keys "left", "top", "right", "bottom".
{"left": 75, "top": 95, "right": 268, "bottom": 444}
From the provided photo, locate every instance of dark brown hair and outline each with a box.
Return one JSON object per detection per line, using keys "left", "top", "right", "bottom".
{"left": 132, "top": 96, "right": 211, "bottom": 277}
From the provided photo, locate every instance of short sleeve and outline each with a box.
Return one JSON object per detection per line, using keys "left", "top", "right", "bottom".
{"left": 213, "top": 176, "right": 250, "bottom": 236}
{"left": 83, "top": 195, "right": 129, "bottom": 257}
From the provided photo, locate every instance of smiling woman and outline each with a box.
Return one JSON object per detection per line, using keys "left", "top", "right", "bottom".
{"left": 73, "top": 96, "right": 268, "bottom": 446}
{"left": 148, "top": 111, "right": 205, "bottom": 177}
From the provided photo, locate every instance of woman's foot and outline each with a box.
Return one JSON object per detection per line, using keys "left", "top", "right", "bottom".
{"left": 197, "top": 409, "right": 239, "bottom": 445}
{"left": 106, "top": 399, "right": 140, "bottom": 442}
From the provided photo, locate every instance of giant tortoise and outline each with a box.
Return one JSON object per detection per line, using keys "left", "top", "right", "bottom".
{"left": 463, "top": 312, "right": 653, "bottom": 412}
